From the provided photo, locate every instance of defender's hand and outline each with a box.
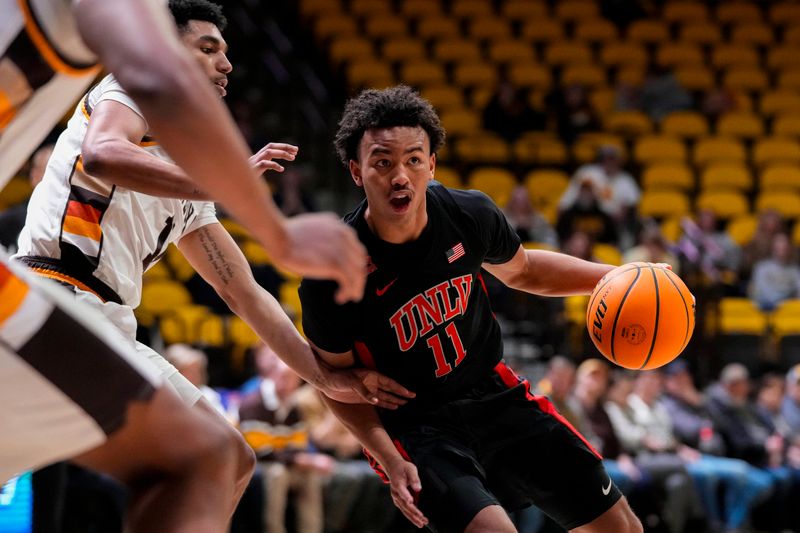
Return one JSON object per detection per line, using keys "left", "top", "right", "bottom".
{"left": 249, "top": 142, "right": 298, "bottom": 173}
{"left": 280, "top": 213, "right": 368, "bottom": 303}
{"left": 385, "top": 457, "right": 427, "bottom": 528}
{"left": 325, "top": 368, "right": 415, "bottom": 409}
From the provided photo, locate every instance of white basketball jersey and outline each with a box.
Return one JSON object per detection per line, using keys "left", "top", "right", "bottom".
{"left": 16, "top": 74, "right": 217, "bottom": 308}
{"left": 0, "top": 0, "right": 100, "bottom": 188}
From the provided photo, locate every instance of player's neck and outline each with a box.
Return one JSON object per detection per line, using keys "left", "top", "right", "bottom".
{"left": 365, "top": 204, "right": 428, "bottom": 244}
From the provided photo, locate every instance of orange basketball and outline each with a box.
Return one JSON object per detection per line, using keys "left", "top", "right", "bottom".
{"left": 586, "top": 262, "right": 695, "bottom": 370}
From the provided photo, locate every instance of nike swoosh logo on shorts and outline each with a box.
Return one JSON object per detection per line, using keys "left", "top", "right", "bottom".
{"left": 376, "top": 278, "right": 397, "bottom": 297}
{"left": 602, "top": 478, "right": 612, "bottom": 496}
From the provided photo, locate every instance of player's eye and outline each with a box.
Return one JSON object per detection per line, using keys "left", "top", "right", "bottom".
{"left": 375, "top": 159, "right": 390, "bottom": 168}
{"left": 201, "top": 47, "right": 215, "bottom": 54}
{"left": 408, "top": 156, "right": 421, "bottom": 165}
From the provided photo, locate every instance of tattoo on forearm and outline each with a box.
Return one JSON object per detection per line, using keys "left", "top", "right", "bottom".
{"left": 198, "top": 227, "right": 234, "bottom": 285}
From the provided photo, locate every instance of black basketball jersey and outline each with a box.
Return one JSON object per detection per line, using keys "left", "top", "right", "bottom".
{"left": 299, "top": 182, "right": 521, "bottom": 430}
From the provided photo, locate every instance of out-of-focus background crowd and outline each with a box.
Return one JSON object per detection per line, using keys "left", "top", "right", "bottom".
{"left": 5, "top": 0, "right": 800, "bottom": 531}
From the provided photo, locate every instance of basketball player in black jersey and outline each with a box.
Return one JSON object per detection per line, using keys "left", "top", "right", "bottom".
{"left": 299, "top": 86, "right": 643, "bottom": 533}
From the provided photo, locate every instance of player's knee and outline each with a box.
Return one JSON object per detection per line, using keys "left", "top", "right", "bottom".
{"left": 225, "top": 425, "right": 255, "bottom": 483}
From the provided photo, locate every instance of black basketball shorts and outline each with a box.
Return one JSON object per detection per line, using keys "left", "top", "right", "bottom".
{"left": 375, "top": 362, "right": 622, "bottom": 533}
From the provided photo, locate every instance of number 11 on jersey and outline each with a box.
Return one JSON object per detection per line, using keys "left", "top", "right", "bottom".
{"left": 426, "top": 322, "right": 467, "bottom": 377}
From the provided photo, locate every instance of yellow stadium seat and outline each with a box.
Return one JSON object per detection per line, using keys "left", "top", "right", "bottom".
{"left": 615, "top": 67, "right": 646, "bottom": 87}
{"left": 160, "top": 304, "right": 212, "bottom": 345}
{"left": 753, "top": 137, "right": 800, "bottom": 167}
{"left": 730, "top": 23, "right": 774, "bottom": 46}
{"left": 700, "top": 164, "right": 753, "bottom": 192}
{"left": 720, "top": 297, "right": 762, "bottom": 316}
{"left": 723, "top": 67, "right": 769, "bottom": 93}
{"left": 523, "top": 241, "right": 557, "bottom": 251}
{"left": 756, "top": 191, "right": 800, "bottom": 219}
{"left": 439, "top": 108, "right": 481, "bottom": 136}
{"left": 329, "top": 38, "right": 374, "bottom": 65}
{"left": 778, "top": 69, "right": 800, "bottom": 91}
{"left": 489, "top": 40, "right": 535, "bottom": 64}
{"left": 712, "top": 44, "right": 759, "bottom": 70}
{"left": 593, "top": 243, "right": 622, "bottom": 266}
{"left": 771, "top": 2, "right": 800, "bottom": 24}
{"left": 719, "top": 311, "right": 768, "bottom": 335}
{"left": 773, "top": 114, "right": 800, "bottom": 137}
{"left": 433, "top": 166, "right": 462, "bottom": 189}
{"left": 416, "top": 16, "right": 460, "bottom": 39}
{"left": 768, "top": 46, "right": 800, "bottom": 72}
{"left": 420, "top": 85, "right": 465, "bottom": 111}
{"left": 501, "top": 0, "right": 548, "bottom": 21}
{"left": 536, "top": 138, "right": 569, "bottom": 166}
{"left": 761, "top": 90, "right": 800, "bottom": 115}
{"left": 664, "top": 2, "right": 710, "bottom": 23}
{"left": 554, "top": 0, "right": 599, "bottom": 21}
{"left": 674, "top": 65, "right": 714, "bottom": 91}
{"left": 761, "top": 165, "right": 800, "bottom": 191}
{"left": 299, "top": 0, "right": 341, "bottom": 19}
{"left": 656, "top": 43, "right": 704, "bottom": 68}
{"left": 0, "top": 177, "right": 33, "bottom": 209}
{"left": 468, "top": 19, "right": 512, "bottom": 41}
{"left": 454, "top": 135, "right": 511, "bottom": 164}
{"left": 642, "top": 163, "right": 694, "bottom": 191}
{"left": 794, "top": 222, "right": 800, "bottom": 246}
{"left": 382, "top": 38, "right": 425, "bottom": 62}
{"left": 599, "top": 42, "right": 648, "bottom": 68}
{"left": 573, "top": 19, "right": 618, "bottom": 44}
{"left": 726, "top": 214, "right": 758, "bottom": 246}
{"left": 678, "top": 21, "right": 722, "bottom": 45}
{"left": 351, "top": 0, "right": 392, "bottom": 17}
{"left": 451, "top": 0, "right": 494, "bottom": 19}
{"left": 693, "top": 137, "right": 747, "bottom": 166}
{"left": 786, "top": 26, "right": 800, "bottom": 44}
{"left": 521, "top": 19, "right": 565, "bottom": 43}
{"left": 605, "top": 111, "right": 654, "bottom": 137}
{"left": 717, "top": 111, "right": 765, "bottom": 139}
{"left": 543, "top": 41, "right": 592, "bottom": 66}
{"left": 138, "top": 280, "right": 192, "bottom": 326}
{"left": 508, "top": 62, "right": 553, "bottom": 91}
{"left": 772, "top": 311, "right": 800, "bottom": 338}
{"left": 240, "top": 240, "right": 271, "bottom": 267}
{"left": 143, "top": 261, "right": 171, "bottom": 282}
{"left": 561, "top": 64, "right": 606, "bottom": 88}
{"left": 453, "top": 62, "right": 498, "bottom": 89}
{"left": 633, "top": 135, "right": 687, "bottom": 164}
{"left": 279, "top": 281, "right": 302, "bottom": 318}
{"left": 196, "top": 314, "right": 225, "bottom": 347}
{"left": 433, "top": 38, "right": 482, "bottom": 63}
{"left": 399, "top": 0, "right": 442, "bottom": 18}
{"left": 466, "top": 167, "right": 517, "bottom": 207}
{"left": 513, "top": 134, "right": 568, "bottom": 166}
{"left": 164, "top": 244, "right": 196, "bottom": 282}
{"left": 696, "top": 190, "right": 749, "bottom": 220}
{"left": 660, "top": 111, "right": 709, "bottom": 139}
{"left": 228, "top": 316, "right": 261, "bottom": 371}
{"left": 314, "top": 15, "right": 357, "bottom": 41}
{"left": 718, "top": 3, "right": 763, "bottom": 24}
{"left": 565, "top": 295, "right": 590, "bottom": 325}
{"left": 524, "top": 169, "right": 570, "bottom": 208}
{"left": 219, "top": 217, "right": 251, "bottom": 242}
{"left": 587, "top": 88, "right": 616, "bottom": 117}
{"left": 347, "top": 60, "right": 394, "bottom": 88}
{"left": 400, "top": 60, "right": 446, "bottom": 86}
{"left": 627, "top": 20, "right": 670, "bottom": 44}
{"left": 639, "top": 190, "right": 691, "bottom": 219}
{"left": 661, "top": 216, "right": 684, "bottom": 242}
{"left": 571, "top": 132, "right": 625, "bottom": 162}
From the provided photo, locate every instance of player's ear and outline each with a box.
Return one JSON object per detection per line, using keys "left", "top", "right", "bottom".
{"left": 429, "top": 152, "right": 436, "bottom": 178}
{"left": 349, "top": 159, "right": 363, "bottom": 187}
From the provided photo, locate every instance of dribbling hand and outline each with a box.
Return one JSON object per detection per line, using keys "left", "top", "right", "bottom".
{"left": 385, "top": 457, "right": 428, "bottom": 529}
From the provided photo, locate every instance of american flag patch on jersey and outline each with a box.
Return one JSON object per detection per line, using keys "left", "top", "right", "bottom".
{"left": 446, "top": 242, "right": 465, "bottom": 263}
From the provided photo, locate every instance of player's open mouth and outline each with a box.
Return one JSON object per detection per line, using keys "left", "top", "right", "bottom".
{"left": 214, "top": 81, "right": 227, "bottom": 97}
{"left": 389, "top": 193, "right": 411, "bottom": 212}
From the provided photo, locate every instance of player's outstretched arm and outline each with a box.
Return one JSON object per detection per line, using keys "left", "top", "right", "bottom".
{"left": 178, "top": 223, "right": 413, "bottom": 406}
{"left": 484, "top": 246, "right": 615, "bottom": 297}
{"left": 73, "top": 0, "right": 367, "bottom": 302}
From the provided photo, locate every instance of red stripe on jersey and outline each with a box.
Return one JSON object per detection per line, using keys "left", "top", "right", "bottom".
{"left": 477, "top": 272, "right": 496, "bottom": 320}
{"left": 494, "top": 362, "right": 603, "bottom": 459}
{"left": 66, "top": 200, "right": 102, "bottom": 224}
{"left": 354, "top": 341, "right": 377, "bottom": 370}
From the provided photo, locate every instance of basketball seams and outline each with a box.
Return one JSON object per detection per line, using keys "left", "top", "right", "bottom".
{"left": 639, "top": 266, "right": 661, "bottom": 370}
{"left": 585, "top": 264, "right": 640, "bottom": 327}
{"left": 660, "top": 268, "right": 691, "bottom": 354}
{"left": 609, "top": 265, "right": 642, "bottom": 363}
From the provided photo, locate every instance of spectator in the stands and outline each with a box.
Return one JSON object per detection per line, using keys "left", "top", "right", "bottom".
{"left": 623, "top": 225, "right": 681, "bottom": 275}
{"left": 535, "top": 356, "right": 582, "bottom": 428}
{"left": 678, "top": 209, "right": 741, "bottom": 288}
{"left": 757, "top": 373, "right": 791, "bottom": 437}
{"left": 784, "top": 365, "right": 800, "bottom": 438}
{"left": 482, "top": 76, "right": 546, "bottom": 142}
{"left": 661, "top": 360, "right": 774, "bottom": 532}
{"left": 165, "top": 343, "right": 228, "bottom": 418}
{"left": 561, "top": 230, "right": 598, "bottom": 262}
{"left": 238, "top": 345, "right": 332, "bottom": 533}
{"left": 503, "top": 185, "right": 558, "bottom": 247}
{"left": 741, "top": 209, "right": 787, "bottom": 282}
{"left": 749, "top": 233, "right": 800, "bottom": 311}
{"left": 640, "top": 65, "right": 693, "bottom": 121}
{"left": 0, "top": 144, "right": 53, "bottom": 252}
{"left": 556, "top": 181, "right": 618, "bottom": 245}
{"left": 549, "top": 83, "right": 600, "bottom": 144}
{"left": 268, "top": 167, "right": 317, "bottom": 217}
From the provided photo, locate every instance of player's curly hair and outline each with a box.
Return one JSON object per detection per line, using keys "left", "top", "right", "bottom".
{"left": 168, "top": 0, "right": 227, "bottom": 33}
{"left": 334, "top": 85, "right": 446, "bottom": 166}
